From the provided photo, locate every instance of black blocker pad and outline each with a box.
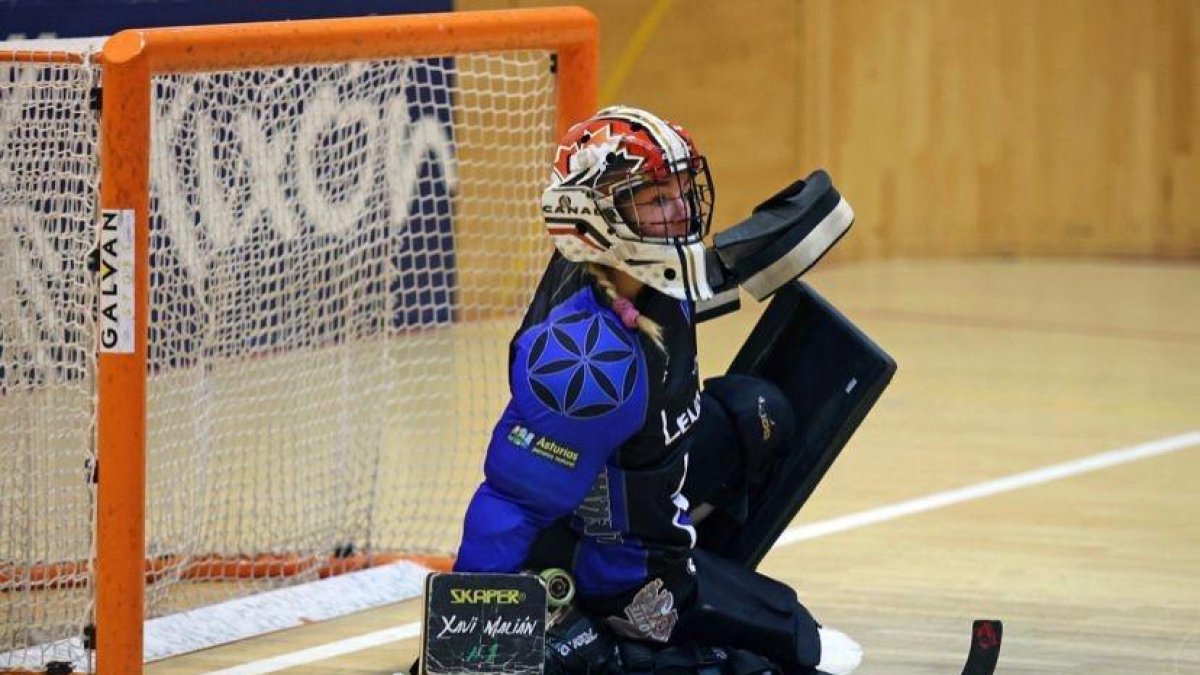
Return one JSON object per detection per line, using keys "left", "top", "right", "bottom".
{"left": 696, "top": 281, "right": 896, "bottom": 569}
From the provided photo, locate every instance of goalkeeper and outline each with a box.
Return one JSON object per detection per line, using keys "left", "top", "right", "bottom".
{"left": 454, "top": 106, "right": 861, "bottom": 675}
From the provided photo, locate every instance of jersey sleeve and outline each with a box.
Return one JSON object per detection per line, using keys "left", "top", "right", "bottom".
{"left": 456, "top": 300, "right": 648, "bottom": 572}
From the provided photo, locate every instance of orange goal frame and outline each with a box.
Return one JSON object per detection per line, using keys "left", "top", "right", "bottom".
{"left": 90, "top": 8, "right": 597, "bottom": 674}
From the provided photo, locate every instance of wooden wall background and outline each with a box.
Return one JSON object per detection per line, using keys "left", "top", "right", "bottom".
{"left": 460, "top": 0, "right": 1199, "bottom": 260}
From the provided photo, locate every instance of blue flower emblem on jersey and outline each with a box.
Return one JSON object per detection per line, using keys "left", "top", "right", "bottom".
{"left": 527, "top": 311, "right": 639, "bottom": 419}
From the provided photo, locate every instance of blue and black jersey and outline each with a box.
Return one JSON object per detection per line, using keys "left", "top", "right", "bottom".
{"left": 456, "top": 253, "right": 702, "bottom": 599}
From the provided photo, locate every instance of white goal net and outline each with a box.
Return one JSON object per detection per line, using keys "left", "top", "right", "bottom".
{"left": 1, "top": 52, "right": 101, "bottom": 672}
{"left": 2, "top": 38, "right": 560, "bottom": 670}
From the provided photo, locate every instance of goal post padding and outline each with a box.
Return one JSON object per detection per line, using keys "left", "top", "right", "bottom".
{"left": 1, "top": 8, "right": 597, "bottom": 673}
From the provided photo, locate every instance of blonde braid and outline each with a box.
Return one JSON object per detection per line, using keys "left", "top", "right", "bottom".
{"left": 585, "top": 263, "right": 665, "bottom": 353}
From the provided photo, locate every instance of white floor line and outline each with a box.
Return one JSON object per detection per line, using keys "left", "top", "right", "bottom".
{"left": 203, "top": 624, "right": 421, "bottom": 675}
{"left": 206, "top": 430, "right": 1199, "bottom": 674}
{"left": 777, "top": 430, "right": 1200, "bottom": 545}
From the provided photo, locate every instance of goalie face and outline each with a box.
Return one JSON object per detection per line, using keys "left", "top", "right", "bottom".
{"left": 542, "top": 106, "right": 717, "bottom": 301}
{"left": 612, "top": 161, "right": 713, "bottom": 240}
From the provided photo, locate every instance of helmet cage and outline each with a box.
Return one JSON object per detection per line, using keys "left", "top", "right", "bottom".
{"left": 605, "top": 155, "right": 714, "bottom": 244}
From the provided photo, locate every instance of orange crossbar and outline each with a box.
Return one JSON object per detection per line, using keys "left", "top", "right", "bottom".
{"left": 0, "top": 51, "right": 87, "bottom": 64}
{"left": 95, "top": 8, "right": 596, "bottom": 674}
{"left": 101, "top": 7, "right": 599, "bottom": 138}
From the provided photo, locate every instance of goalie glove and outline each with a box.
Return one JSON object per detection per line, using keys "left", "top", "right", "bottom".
{"left": 696, "top": 170, "right": 854, "bottom": 321}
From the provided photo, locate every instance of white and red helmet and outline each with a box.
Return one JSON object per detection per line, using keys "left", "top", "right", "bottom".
{"left": 541, "top": 106, "right": 716, "bottom": 301}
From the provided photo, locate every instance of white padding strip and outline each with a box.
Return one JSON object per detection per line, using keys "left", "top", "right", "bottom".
{"left": 145, "top": 561, "right": 428, "bottom": 663}
{"left": 0, "top": 637, "right": 88, "bottom": 672}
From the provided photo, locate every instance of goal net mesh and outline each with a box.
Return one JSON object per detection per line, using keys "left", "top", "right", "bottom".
{"left": 2, "top": 46, "right": 558, "bottom": 669}
{"left": 1, "top": 54, "right": 100, "bottom": 670}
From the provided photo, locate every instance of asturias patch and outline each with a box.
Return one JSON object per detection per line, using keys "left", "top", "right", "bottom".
{"left": 508, "top": 424, "right": 580, "bottom": 470}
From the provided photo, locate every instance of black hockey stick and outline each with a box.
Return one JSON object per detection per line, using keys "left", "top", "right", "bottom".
{"left": 960, "top": 620, "right": 1003, "bottom": 675}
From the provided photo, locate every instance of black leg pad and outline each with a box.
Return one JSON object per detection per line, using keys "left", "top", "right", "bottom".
{"left": 696, "top": 281, "right": 897, "bottom": 569}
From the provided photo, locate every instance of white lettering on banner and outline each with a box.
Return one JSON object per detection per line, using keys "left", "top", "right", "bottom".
{"left": 384, "top": 97, "right": 457, "bottom": 236}
{"left": 97, "top": 210, "right": 135, "bottom": 353}
{"left": 0, "top": 62, "right": 459, "bottom": 363}
{"left": 192, "top": 108, "right": 294, "bottom": 249}
{"left": 0, "top": 64, "right": 96, "bottom": 370}
{"left": 0, "top": 205, "right": 70, "bottom": 371}
{"left": 150, "top": 63, "right": 458, "bottom": 299}
{"left": 0, "top": 66, "right": 37, "bottom": 164}
{"left": 295, "top": 88, "right": 376, "bottom": 236}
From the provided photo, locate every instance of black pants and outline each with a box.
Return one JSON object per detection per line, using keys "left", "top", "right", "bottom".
{"left": 676, "top": 384, "right": 822, "bottom": 674}
{"left": 677, "top": 549, "right": 821, "bottom": 674}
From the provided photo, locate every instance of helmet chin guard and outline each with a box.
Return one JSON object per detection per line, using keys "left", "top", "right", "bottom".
{"left": 541, "top": 106, "right": 716, "bottom": 302}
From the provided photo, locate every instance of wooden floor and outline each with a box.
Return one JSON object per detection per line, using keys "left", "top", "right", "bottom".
{"left": 148, "top": 259, "right": 1200, "bottom": 675}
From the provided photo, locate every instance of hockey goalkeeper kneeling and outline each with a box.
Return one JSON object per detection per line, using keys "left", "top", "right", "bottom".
{"left": 454, "top": 106, "right": 878, "bottom": 675}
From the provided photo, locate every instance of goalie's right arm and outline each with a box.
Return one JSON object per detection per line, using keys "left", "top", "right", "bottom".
{"left": 454, "top": 401, "right": 626, "bottom": 573}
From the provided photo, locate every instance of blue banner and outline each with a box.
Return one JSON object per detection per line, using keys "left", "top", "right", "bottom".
{"left": 142, "top": 58, "right": 461, "bottom": 365}
{"left": 2, "top": 1, "right": 450, "bottom": 40}
{"left": 1, "top": 0, "right": 462, "bottom": 381}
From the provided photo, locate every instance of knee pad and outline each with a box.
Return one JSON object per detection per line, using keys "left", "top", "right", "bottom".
{"left": 701, "top": 375, "right": 796, "bottom": 489}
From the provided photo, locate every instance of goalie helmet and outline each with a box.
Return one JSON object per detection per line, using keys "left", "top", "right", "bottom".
{"left": 542, "top": 105, "right": 716, "bottom": 301}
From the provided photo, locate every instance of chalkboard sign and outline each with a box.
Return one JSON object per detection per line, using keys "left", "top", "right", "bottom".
{"left": 421, "top": 572, "right": 547, "bottom": 675}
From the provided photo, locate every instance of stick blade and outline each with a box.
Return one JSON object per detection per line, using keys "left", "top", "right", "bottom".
{"left": 960, "top": 619, "right": 1003, "bottom": 675}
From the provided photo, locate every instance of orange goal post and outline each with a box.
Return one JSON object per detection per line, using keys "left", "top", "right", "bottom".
{"left": 0, "top": 8, "right": 596, "bottom": 674}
